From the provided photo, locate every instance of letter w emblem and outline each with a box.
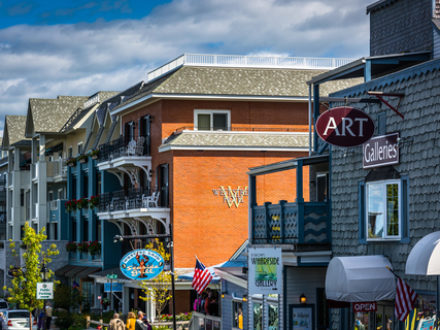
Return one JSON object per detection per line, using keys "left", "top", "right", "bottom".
{"left": 219, "top": 186, "right": 248, "bottom": 208}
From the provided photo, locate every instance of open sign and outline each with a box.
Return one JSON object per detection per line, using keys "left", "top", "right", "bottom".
{"left": 316, "top": 107, "right": 375, "bottom": 147}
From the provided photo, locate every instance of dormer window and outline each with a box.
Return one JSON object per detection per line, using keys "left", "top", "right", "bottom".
{"left": 194, "top": 110, "right": 230, "bottom": 131}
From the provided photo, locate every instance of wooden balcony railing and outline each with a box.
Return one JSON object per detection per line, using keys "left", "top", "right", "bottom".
{"left": 252, "top": 200, "right": 330, "bottom": 245}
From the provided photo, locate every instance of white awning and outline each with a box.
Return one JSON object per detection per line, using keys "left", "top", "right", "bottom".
{"left": 406, "top": 231, "right": 440, "bottom": 275}
{"left": 325, "top": 255, "right": 396, "bottom": 302}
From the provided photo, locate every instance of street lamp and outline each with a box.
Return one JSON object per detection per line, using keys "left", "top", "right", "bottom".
{"left": 113, "top": 223, "right": 177, "bottom": 330}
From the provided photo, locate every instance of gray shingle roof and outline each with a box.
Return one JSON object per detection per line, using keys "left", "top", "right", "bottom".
{"left": 28, "top": 95, "right": 88, "bottom": 134}
{"left": 159, "top": 131, "right": 309, "bottom": 151}
{"left": 113, "top": 66, "right": 362, "bottom": 112}
{"left": 4, "top": 115, "right": 28, "bottom": 147}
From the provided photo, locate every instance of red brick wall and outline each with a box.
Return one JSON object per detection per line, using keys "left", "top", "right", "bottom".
{"left": 171, "top": 150, "right": 308, "bottom": 268}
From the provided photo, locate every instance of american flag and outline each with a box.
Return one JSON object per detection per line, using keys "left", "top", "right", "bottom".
{"left": 192, "top": 258, "right": 213, "bottom": 294}
{"left": 395, "top": 277, "right": 417, "bottom": 321}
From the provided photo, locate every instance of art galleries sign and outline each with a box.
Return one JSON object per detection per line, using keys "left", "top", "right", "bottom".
{"left": 316, "top": 107, "right": 375, "bottom": 147}
{"left": 248, "top": 247, "right": 282, "bottom": 295}
{"left": 363, "top": 133, "right": 399, "bottom": 168}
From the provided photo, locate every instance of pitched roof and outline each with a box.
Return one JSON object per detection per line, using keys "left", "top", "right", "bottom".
{"left": 27, "top": 95, "right": 88, "bottom": 135}
{"left": 159, "top": 130, "right": 309, "bottom": 152}
{"left": 3, "top": 115, "right": 28, "bottom": 148}
{"left": 112, "top": 66, "right": 361, "bottom": 113}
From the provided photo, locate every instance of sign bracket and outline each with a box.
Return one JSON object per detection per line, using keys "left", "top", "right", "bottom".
{"left": 367, "top": 91, "right": 405, "bottom": 119}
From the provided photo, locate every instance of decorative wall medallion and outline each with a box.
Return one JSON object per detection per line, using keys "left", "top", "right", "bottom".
{"left": 212, "top": 186, "right": 248, "bottom": 208}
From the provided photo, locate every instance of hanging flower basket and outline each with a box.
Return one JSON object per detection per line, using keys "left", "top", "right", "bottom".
{"left": 77, "top": 154, "right": 88, "bottom": 164}
{"left": 90, "top": 150, "right": 99, "bottom": 160}
{"left": 88, "top": 241, "right": 101, "bottom": 255}
{"left": 89, "top": 195, "right": 100, "bottom": 209}
{"left": 77, "top": 241, "right": 90, "bottom": 253}
{"left": 65, "top": 200, "right": 77, "bottom": 212}
{"left": 66, "top": 158, "right": 76, "bottom": 167}
{"left": 77, "top": 197, "right": 88, "bottom": 209}
{"left": 66, "top": 241, "right": 77, "bottom": 252}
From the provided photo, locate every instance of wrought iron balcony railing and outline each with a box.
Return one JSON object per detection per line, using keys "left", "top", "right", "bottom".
{"left": 252, "top": 200, "right": 330, "bottom": 246}
{"left": 98, "top": 136, "right": 149, "bottom": 162}
{"left": 98, "top": 188, "right": 160, "bottom": 213}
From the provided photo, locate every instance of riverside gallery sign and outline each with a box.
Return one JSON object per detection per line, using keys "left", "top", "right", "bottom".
{"left": 363, "top": 133, "right": 399, "bottom": 168}
{"left": 316, "top": 107, "right": 375, "bottom": 147}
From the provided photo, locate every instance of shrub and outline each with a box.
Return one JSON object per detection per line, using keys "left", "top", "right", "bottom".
{"left": 66, "top": 242, "right": 77, "bottom": 252}
{"left": 88, "top": 241, "right": 101, "bottom": 255}
{"left": 77, "top": 241, "right": 90, "bottom": 253}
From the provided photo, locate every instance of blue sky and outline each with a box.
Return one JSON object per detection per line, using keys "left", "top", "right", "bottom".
{"left": 0, "top": 0, "right": 371, "bottom": 132}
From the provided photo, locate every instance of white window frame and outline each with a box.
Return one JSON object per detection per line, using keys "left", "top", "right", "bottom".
{"left": 194, "top": 109, "right": 231, "bottom": 131}
{"left": 365, "top": 179, "right": 401, "bottom": 241}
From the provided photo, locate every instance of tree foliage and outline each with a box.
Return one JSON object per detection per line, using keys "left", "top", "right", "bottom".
{"left": 4, "top": 222, "right": 59, "bottom": 329}
{"left": 139, "top": 238, "right": 172, "bottom": 318}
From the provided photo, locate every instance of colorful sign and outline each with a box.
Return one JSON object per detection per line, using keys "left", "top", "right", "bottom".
{"left": 212, "top": 186, "right": 248, "bottom": 208}
{"left": 248, "top": 247, "right": 282, "bottom": 295}
{"left": 363, "top": 132, "right": 399, "bottom": 168}
{"left": 36, "top": 282, "right": 53, "bottom": 299}
{"left": 291, "top": 305, "right": 314, "bottom": 330}
{"left": 120, "top": 249, "right": 164, "bottom": 281}
{"left": 353, "top": 302, "right": 377, "bottom": 313}
{"left": 315, "top": 106, "right": 374, "bottom": 147}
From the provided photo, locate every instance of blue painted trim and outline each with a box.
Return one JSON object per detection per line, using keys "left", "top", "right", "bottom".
{"left": 364, "top": 59, "right": 371, "bottom": 82}
{"left": 358, "top": 181, "right": 366, "bottom": 244}
{"left": 401, "top": 176, "right": 410, "bottom": 243}
{"left": 297, "top": 259, "right": 329, "bottom": 267}
{"left": 296, "top": 160, "right": 304, "bottom": 203}
{"left": 332, "top": 58, "right": 440, "bottom": 98}
{"left": 313, "top": 84, "right": 320, "bottom": 152}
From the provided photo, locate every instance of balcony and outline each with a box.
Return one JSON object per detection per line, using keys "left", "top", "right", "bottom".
{"left": 96, "top": 188, "right": 170, "bottom": 235}
{"left": 249, "top": 154, "right": 331, "bottom": 251}
{"left": 252, "top": 201, "right": 330, "bottom": 245}
{"left": 97, "top": 136, "right": 152, "bottom": 185}
{"left": 49, "top": 199, "right": 68, "bottom": 223}
{"left": 32, "top": 160, "right": 67, "bottom": 183}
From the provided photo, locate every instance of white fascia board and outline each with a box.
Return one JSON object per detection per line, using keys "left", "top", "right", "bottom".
{"left": 110, "top": 93, "right": 307, "bottom": 116}
{"left": 159, "top": 145, "right": 308, "bottom": 152}
{"left": 215, "top": 269, "right": 247, "bottom": 289}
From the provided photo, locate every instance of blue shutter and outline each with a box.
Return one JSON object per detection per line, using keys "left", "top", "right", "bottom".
{"left": 400, "top": 176, "right": 410, "bottom": 243}
{"left": 358, "top": 181, "right": 366, "bottom": 244}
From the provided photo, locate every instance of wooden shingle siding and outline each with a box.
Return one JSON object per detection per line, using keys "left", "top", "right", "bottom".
{"left": 330, "top": 58, "right": 440, "bottom": 292}
{"left": 369, "top": 0, "right": 433, "bottom": 56}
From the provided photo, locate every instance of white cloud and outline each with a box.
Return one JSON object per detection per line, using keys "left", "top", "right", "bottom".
{"left": 0, "top": 0, "right": 370, "bottom": 129}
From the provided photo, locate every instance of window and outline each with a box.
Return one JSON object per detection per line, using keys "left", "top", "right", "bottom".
{"left": 366, "top": 180, "right": 401, "bottom": 239}
{"left": 232, "top": 301, "right": 243, "bottom": 329}
{"left": 194, "top": 110, "right": 230, "bottom": 131}
{"left": 77, "top": 143, "right": 83, "bottom": 155}
{"left": 68, "top": 147, "right": 73, "bottom": 158}
{"left": 359, "top": 177, "right": 409, "bottom": 242}
{"left": 316, "top": 172, "right": 328, "bottom": 202}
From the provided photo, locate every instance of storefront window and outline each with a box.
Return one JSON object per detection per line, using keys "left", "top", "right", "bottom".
{"left": 375, "top": 303, "right": 394, "bottom": 330}
{"left": 253, "top": 302, "right": 263, "bottom": 330}
{"left": 269, "top": 303, "right": 279, "bottom": 329}
{"left": 366, "top": 180, "right": 400, "bottom": 240}
{"left": 354, "top": 312, "right": 370, "bottom": 330}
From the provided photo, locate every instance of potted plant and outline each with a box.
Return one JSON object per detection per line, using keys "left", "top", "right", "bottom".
{"left": 66, "top": 158, "right": 76, "bottom": 167}
{"left": 65, "top": 200, "right": 77, "bottom": 212}
{"left": 77, "top": 154, "right": 88, "bottom": 164}
{"left": 88, "top": 241, "right": 101, "bottom": 255}
{"left": 77, "top": 197, "right": 88, "bottom": 209}
{"left": 89, "top": 195, "right": 99, "bottom": 209}
{"left": 66, "top": 241, "right": 77, "bottom": 252}
{"left": 89, "top": 149, "right": 99, "bottom": 160}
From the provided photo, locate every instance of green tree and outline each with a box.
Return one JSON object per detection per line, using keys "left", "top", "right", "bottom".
{"left": 5, "top": 222, "right": 59, "bottom": 330}
{"left": 139, "top": 238, "right": 172, "bottom": 318}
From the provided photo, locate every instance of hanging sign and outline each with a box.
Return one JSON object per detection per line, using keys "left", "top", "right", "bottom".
{"left": 104, "top": 282, "right": 123, "bottom": 292}
{"left": 120, "top": 249, "right": 164, "bottom": 281}
{"left": 36, "top": 282, "right": 53, "bottom": 299}
{"left": 315, "top": 106, "right": 374, "bottom": 147}
{"left": 363, "top": 133, "right": 399, "bottom": 168}
{"left": 248, "top": 247, "right": 282, "bottom": 295}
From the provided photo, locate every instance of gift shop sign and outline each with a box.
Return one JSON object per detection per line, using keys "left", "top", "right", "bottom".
{"left": 363, "top": 133, "right": 399, "bottom": 168}
{"left": 315, "top": 107, "right": 375, "bottom": 147}
{"left": 120, "top": 249, "right": 164, "bottom": 281}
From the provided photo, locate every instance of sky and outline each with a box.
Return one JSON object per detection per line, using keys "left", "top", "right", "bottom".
{"left": 0, "top": 0, "right": 371, "bottom": 133}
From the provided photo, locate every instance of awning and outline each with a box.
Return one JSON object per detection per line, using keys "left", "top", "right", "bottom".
{"left": 406, "top": 231, "right": 440, "bottom": 275}
{"left": 325, "top": 255, "right": 395, "bottom": 302}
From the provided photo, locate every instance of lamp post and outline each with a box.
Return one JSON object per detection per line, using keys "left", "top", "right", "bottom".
{"left": 113, "top": 223, "right": 177, "bottom": 330}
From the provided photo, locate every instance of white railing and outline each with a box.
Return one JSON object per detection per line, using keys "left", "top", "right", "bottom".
{"left": 147, "top": 53, "right": 354, "bottom": 81}
{"left": 49, "top": 200, "right": 59, "bottom": 211}
{"left": 47, "top": 159, "right": 65, "bottom": 178}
